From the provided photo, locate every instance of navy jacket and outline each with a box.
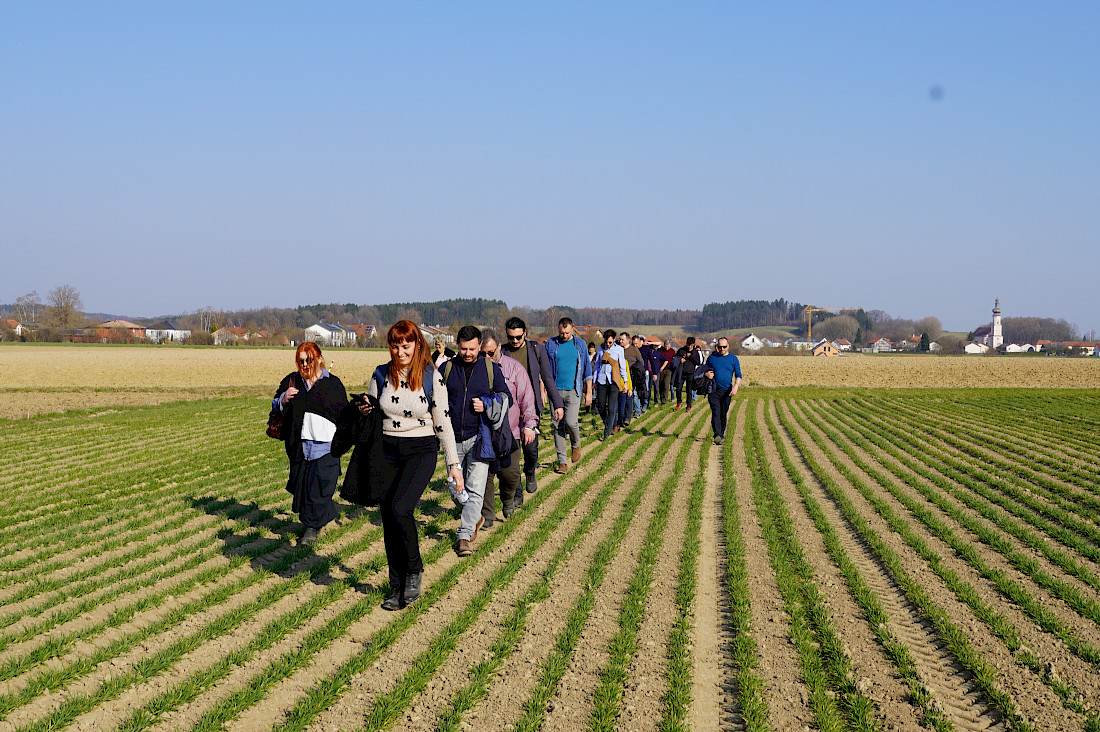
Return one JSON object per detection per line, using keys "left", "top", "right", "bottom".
{"left": 444, "top": 355, "right": 512, "bottom": 443}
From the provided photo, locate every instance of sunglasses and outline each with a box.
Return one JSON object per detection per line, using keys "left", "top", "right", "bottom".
{"left": 716, "top": 345, "right": 728, "bottom": 350}
{"left": 299, "top": 357, "right": 313, "bottom": 364}
{"left": 507, "top": 334, "right": 524, "bottom": 341}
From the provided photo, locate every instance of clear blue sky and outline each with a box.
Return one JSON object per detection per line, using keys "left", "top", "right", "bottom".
{"left": 3, "top": 2, "right": 1097, "bottom": 334}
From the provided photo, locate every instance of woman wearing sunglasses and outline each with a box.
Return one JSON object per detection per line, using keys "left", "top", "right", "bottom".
{"left": 272, "top": 341, "right": 348, "bottom": 546}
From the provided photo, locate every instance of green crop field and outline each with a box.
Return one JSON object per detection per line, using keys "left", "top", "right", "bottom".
{"left": 3, "top": 386, "right": 1100, "bottom": 732}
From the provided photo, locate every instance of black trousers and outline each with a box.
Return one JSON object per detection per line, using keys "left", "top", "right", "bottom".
{"left": 708, "top": 388, "right": 734, "bottom": 439}
{"left": 484, "top": 446, "right": 524, "bottom": 522}
{"left": 595, "top": 382, "right": 620, "bottom": 437}
{"left": 286, "top": 453, "right": 341, "bottom": 529}
{"left": 379, "top": 436, "right": 438, "bottom": 579}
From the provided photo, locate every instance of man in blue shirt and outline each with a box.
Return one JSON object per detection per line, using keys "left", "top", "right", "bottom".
{"left": 544, "top": 317, "right": 594, "bottom": 473}
{"left": 703, "top": 337, "right": 742, "bottom": 445}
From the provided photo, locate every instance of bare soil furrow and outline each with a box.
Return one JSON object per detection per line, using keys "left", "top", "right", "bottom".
{"left": 794, "top": 400, "right": 1100, "bottom": 721}
{"left": 688, "top": 438, "right": 727, "bottom": 732}
{"left": 787, "top": 401, "right": 1085, "bottom": 731}
{"left": 737, "top": 401, "right": 811, "bottom": 729}
{"left": 762, "top": 401, "right": 926, "bottom": 731}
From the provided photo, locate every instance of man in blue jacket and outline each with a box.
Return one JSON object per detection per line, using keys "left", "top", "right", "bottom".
{"left": 446, "top": 325, "right": 512, "bottom": 556}
{"left": 703, "top": 337, "right": 742, "bottom": 445}
{"left": 544, "top": 317, "right": 593, "bottom": 472}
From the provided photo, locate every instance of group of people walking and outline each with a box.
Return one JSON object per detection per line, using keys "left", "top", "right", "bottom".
{"left": 270, "top": 318, "right": 740, "bottom": 612}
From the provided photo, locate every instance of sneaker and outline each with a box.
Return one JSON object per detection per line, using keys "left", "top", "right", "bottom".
{"left": 555, "top": 462, "right": 568, "bottom": 475}
{"left": 481, "top": 517, "right": 495, "bottom": 530}
{"left": 571, "top": 446, "right": 581, "bottom": 463}
{"left": 301, "top": 527, "right": 320, "bottom": 546}
{"left": 714, "top": 436, "right": 723, "bottom": 445}
{"left": 675, "top": 403, "right": 681, "bottom": 410}
{"left": 454, "top": 539, "right": 473, "bottom": 557}
{"left": 472, "top": 515, "right": 485, "bottom": 542}
{"left": 685, "top": 407, "right": 692, "bottom": 413}
{"left": 525, "top": 474, "right": 538, "bottom": 494}
{"left": 502, "top": 505, "right": 515, "bottom": 519}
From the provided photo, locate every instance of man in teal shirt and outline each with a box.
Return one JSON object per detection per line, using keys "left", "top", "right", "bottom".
{"left": 703, "top": 337, "right": 742, "bottom": 445}
{"left": 544, "top": 318, "right": 593, "bottom": 472}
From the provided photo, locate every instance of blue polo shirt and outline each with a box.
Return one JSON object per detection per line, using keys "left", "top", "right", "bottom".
{"left": 555, "top": 337, "right": 580, "bottom": 392}
{"left": 704, "top": 353, "right": 742, "bottom": 390}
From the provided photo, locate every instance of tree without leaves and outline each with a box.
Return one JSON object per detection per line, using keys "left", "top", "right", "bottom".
{"left": 812, "top": 314, "right": 859, "bottom": 342}
{"left": 45, "top": 285, "right": 83, "bottom": 328}
{"left": 14, "top": 291, "right": 42, "bottom": 323}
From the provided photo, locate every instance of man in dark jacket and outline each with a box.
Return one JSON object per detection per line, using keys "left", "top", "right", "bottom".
{"left": 446, "top": 325, "right": 511, "bottom": 556}
{"left": 503, "top": 316, "right": 564, "bottom": 500}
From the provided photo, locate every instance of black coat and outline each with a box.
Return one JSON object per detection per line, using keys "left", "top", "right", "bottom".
{"left": 337, "top": 394, "right": 387, "bottom": 506}
{"left": 273, "top": 371, "right": 349, "bottom": 464}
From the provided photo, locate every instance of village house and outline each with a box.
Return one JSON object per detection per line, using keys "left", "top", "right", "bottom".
{"left": 213, "top": 326, "right": 250, "bottom": 345}
{"left": 145, "top": 320, "right": 191, "bottom": 343}
{"left": 811, "top": 339, "right": 840, "bottom": 357}
{"left": 963, "top": 341, "right": 990, "bottom": 355}
{"left": 833, "top": 338, "right": 852, "bottom": 351}
{"left": 1, "top": 319, "right": 25, "bottom": 337}
{"left": 419, "top": 324, "right": 454, "bottom": 346}
{"left": 866, "top": 337, "right": 893, "bottom": 353}
{"left": 304, "top": 322, "right": 358, "bottom": 347}
{"left": 739, "top": 333, "right": 765, "bottom": 352}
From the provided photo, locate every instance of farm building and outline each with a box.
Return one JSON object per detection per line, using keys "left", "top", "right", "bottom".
{"left": 964, "top": 341, "right": 990, "bottom": 355}
{"left": 145, "top": 321, "right": 191, "bottom": 343}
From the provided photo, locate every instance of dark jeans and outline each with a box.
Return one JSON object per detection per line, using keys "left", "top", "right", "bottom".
{"left": 512, "top": 431, "right": 540, "bottom": 507}
{"left": 617, "top": 390, "right": 632, "bottom": 427}
{"left": 649, "top": 374, "right": 660, "bottom": 406}
{"left": 596, "top": 382, "right": 620, "bottom": 437}
{"left": 708, "top": 388, "right": 734, "bottom": 439}
{"left": 676, "top": 376, "right": 696, "bottom": 409}
{"left": 485, "top": 447, "right": 523, "bottom": 522}
{"left": 379, "top": 436, "right": 438, "bottom": 579}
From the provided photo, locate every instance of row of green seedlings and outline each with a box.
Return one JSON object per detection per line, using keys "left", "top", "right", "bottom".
{"left": 790, "top": 399, "right": 1100, "bottom": 729}
{"left": 873, "top": 395, "right": 1100, "bottom": 524}
{"left": 114, "top": 406, "right": 666, "bottom": 732}
{"left": 710, "top": 400, "right": 771, "bottom": 731}
{"left": 841, "top": 398, "right": 1100, "bottom": 621}
{"left": 0, "top": 416, "right": 287, "bottom": 568}
{"left": 659, "top": 406, "right": 739, "bottom": 730}
{"left": 888, "top": 395, "right": 1100, "bottom": 505}
{"left": 2, "top": 396, "right": 603, "bottom": 678}
{"left": 902, "top": 391, "right": 1100, "bottom": 488}
{"left": 974, "top": 393, "right": 1100, "bottom": 457}
{"left": 0, "top": 400, "right": 259, "bottom": 520}
{"left": 252, "top": 407, "right": 677, "bottom": 732}
{"left": 772, "top": 399, "right": 1041, "bottom": 729}
{"left": 353, "top": 408, "right": 696, "bottom": 732}
{"left": 742, "top": 400, "right": 881, "bottom": 732}
{"left": 0, "top": 473, "right": 350, "bottom": 662}
{"left": 4, "top": 395, "right": 637, "bottom": 727}
{"left": 587, "top": 412, "right": 707, "bottom": 731}
{"left": 767, "top": 400, "right": 1005, "bottom": 730}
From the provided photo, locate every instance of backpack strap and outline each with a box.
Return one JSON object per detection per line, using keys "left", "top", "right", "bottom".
{"left": 372, "top": 365, "right": 388, "bottom": 398}
{"left": 485, "top": 355, "right": 494, "bottom": 390}
{"left": 441, "top": 357, "right": 494, "bottom": 391}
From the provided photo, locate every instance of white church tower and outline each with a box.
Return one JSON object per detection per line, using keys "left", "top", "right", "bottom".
{"left": 990, "top": 298, "right": 1003, "bottom": 348}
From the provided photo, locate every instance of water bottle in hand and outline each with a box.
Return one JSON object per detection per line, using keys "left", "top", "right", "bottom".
{"left": 446, "top": 475, "right": 469, "bottom": 506}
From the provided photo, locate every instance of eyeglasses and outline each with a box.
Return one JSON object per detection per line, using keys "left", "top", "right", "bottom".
{"left": 507, "top": 334, "right": 524, "bottom": 341}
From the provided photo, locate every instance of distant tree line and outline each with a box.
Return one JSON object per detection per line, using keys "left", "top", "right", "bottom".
{"left": 699, "top": 299, "right": 810, "bottom": 331}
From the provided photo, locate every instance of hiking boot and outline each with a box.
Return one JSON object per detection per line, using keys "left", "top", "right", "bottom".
{"left": 382, "top": 569, "right": 403, "bottom": 611}
{"left": 714, "top": 436, "right": 723, "bottom": 445}
{"left": 454, "top": 539, "right": 473, "bottom": 557}
{"left": 554, "top": 462, "right": 568, "bottom": 475}
{"left": 301, "top": 527, "right": 320, "bottom": 546}
{"left": 403, "top": 572, "right": 422, "bottom": 604}
{"left": 502, "top": 505, "right": 515, "bottom": 519}
{"left": 571, "top": 446, "right": 581, "bottom": 463}
{"left": 525, "top": 474, "right": 538, "bottom": 494}
{"left": 472, "top": 515, "right": 485, "bottom": 542}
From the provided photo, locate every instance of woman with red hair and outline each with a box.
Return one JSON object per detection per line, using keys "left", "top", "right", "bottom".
{"left": 272, "top": 341, "right": 348, "bottom": 546}
{"left": 362, "top": 320, "right": 462, "bottom": 610}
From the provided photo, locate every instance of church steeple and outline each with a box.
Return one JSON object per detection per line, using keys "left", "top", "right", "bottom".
{"left": 991, "top": 298, "right": 1003, "bottom": 348}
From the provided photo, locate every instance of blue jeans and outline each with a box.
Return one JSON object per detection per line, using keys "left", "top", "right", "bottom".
{"left": 618, "top": 390, "right": 633, "bottom": 426}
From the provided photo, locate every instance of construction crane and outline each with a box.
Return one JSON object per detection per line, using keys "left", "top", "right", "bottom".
{"left": 803, "top": 305, "right": 863, "bottom": 344}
